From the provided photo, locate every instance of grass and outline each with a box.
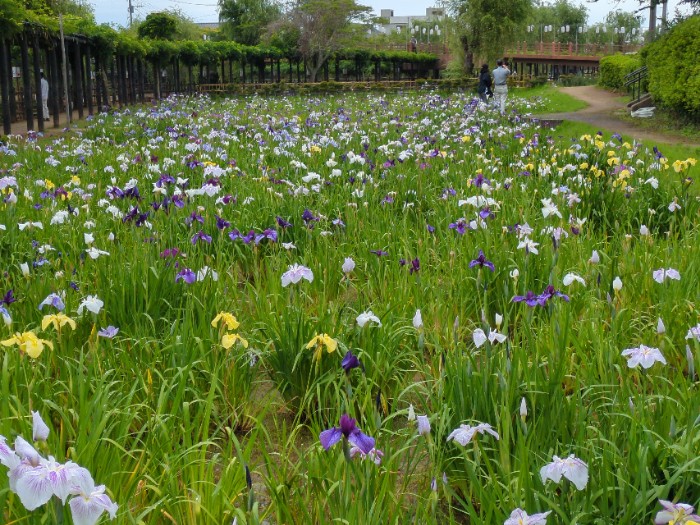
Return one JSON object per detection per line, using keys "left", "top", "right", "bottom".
{"left": 513, "top": 84, "right": 589, "bottom": 113}
{"left": 0, "top": 89, "right": 699, "bottom": 525}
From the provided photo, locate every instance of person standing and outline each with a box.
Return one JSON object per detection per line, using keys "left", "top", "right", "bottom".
{"left": 40, "top": 72, "right": 49, "bottom": 121}
{"left": 491, "top": 59, "right": 511, "bottom": 115}
{"left": 477, "top": 63, "right": 492, "bottom": 103}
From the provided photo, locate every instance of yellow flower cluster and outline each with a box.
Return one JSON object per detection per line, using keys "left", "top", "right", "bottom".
{"left": 212, "top": 312, "right": 248, "bottom": 349}
{"left": 672, "top": 157, "right": 697, "bottom": 173}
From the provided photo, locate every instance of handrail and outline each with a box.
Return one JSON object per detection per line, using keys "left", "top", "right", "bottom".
{"left": 624, "top": 65, "right": 648, "bottom": 102}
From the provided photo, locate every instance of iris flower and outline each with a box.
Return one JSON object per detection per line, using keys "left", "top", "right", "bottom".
{"left": 447, "top": 422, "right": 499, "bottom": 446}
{"left": 540, "top": 454, "right": 588, "bottom": 490}
{"left": 68, "top": 473, "right": 119, "bottom": 525}
{"left": 652, "top": 268, "right": 681, "bottom": 283}
{"left": 504, "top": 509, "right": 551, "bottom": 525}
{"left": 469, "top": 250, "right": 495, "bottom": 272}
{"left": 621, "top": 344, "right": 667, "bottom": 369}
{"left": 356, "top": 310, "right": 381, "bottom": 328}
{"left": 654, "top": 500, "right": 700, "bottom": 525}
{"left": 221, "top": 333, "right": 249, "bottom": 349}
{"left": 77, "top": 296, "right": 104, "bottom": 315}
{"left": 38, "top": 292, "right": 65, "bottom": 311}
{"left": 175, "top": 268, "right": 196, "bottom": 284}
{"left": 1, "top": 332, "right": 53, "bottom": 359}
{"left": 281, "top": 264, "right": 314, "bottom": 287}
{"left": 41, "top": 314, "right": 77, "bottom": 332}
{"left": 319, "top": 414, "right": 375, "bottom": 455}
{"left": 97, "top": 326, "right": 119, "bottom": 339}
{"left": 341, "top": 350, "right": 361, "bottom": 372}
{"left": 211, "top": 312, "right": 240, "bottom": 331}
{"left": 306, "top": 333, "right": 337, "bottom": 361}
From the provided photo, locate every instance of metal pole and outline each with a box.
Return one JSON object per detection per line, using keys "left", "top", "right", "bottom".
{"left": 59, "top": 14, "right": 71, "bottom": 124}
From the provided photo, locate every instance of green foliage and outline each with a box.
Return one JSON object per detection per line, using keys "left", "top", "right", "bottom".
{"left": 598, "top": 54, "right": 641, "bottom": 90}
{"left": 218, "top": 0, "right": 282, "bottom": 46}
{"left": 643, "top": 15, "right": 700, "bottom": 120}
{"left": 138, "top": 11, "right": 178, "bottom": 41}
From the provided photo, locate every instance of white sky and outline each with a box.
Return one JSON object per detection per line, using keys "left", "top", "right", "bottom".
{"left": 91, "top": 0, "right": 688, "bottom": 29}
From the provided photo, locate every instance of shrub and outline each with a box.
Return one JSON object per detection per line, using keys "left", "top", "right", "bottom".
{"left": 642, "top": 15, "right": 700, "bottom": 120}
{"left": 599, "top": 54, "right": 641, "bottom": 91}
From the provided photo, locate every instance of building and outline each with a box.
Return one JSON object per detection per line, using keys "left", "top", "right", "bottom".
{"left": 378, "top": 7, "right": 445, "bottom": 36}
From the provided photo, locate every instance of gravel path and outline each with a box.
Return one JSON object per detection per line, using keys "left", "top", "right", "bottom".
{"left": 538, "top": 85, "right": 700, "bottom": 148}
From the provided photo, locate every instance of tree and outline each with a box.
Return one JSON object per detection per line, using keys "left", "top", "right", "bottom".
{"left": 449, "top": 0, "right": 530, "bottom": 73}
{"left": 605, "top": 10, "right": 643, "bottom": 45}
{"left": 270, "top": 0, "right": 372, "bottom": 82}
{"left": 218, "top": 0, "right": 282, "bottom": 46}
{"left": 138, "top": 12, "right": 178, "bottom": 41}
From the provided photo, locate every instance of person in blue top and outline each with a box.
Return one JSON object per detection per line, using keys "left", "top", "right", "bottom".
{"left": 491, "top": 59, "right": 511, "bottom": 115}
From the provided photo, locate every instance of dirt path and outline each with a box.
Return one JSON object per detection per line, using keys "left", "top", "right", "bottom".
{"left": 539, "top": 85, "right": 700, "bottom": 148}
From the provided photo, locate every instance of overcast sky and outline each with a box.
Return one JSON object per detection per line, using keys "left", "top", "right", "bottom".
{"left": 91, "top": 0, "right": 688, "bottom": 29}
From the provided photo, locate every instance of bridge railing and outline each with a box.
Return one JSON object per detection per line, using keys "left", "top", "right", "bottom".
{"left": 506, "top": 41, "right": 642, "bottom": 57}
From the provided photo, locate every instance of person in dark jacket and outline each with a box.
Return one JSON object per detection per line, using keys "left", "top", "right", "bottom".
{"left": 477, "top": 64, "right": 492, "bottom": 103}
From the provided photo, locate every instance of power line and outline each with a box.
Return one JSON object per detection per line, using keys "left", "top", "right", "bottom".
{"left": 168, "top": 0, "right": 219, "bottom": 6}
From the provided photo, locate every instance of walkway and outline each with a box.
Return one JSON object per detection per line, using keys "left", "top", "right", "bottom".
{"left": 538, "top": 85, "right": 700, "bottom": 148}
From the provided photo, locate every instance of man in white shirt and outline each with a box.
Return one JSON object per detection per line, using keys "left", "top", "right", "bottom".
{"left": 40, "top": 72, "right": 49, "bottom": 121}
{"left": 491, "top": 59, "right": 511, "bottom": 115}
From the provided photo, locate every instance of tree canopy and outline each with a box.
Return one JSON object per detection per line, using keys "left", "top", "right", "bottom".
{"left": 218, "top": 0, "right": 282, "bottom": 46}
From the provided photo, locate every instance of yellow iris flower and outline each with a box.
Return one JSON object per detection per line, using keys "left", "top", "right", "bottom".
{"left": 41, "top": 313, "right": 77, "bottom": 332}
{"left": 1, "top": 332, "right": 54, "bottom": 359}
{"left": 211, "top": 312, "right": 240, "bottom": 331}
{"left": 221, "top": 333, "right": 249, "bottom": 349}
{"left": 306, "top": 333, "right": 338, "bottom": 361}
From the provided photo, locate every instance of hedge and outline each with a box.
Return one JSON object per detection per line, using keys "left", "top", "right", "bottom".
{"left": 598, "top": 54, "right": 641, "bottom": 91}
{"left": 642, "top": 15, "right": 700, "bottom": 120}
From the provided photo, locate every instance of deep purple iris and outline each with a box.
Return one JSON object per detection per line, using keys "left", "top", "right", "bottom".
{"left": 186, "top": 212, "right": 205, "bottom": 226}
{"left": 409, "top": 258, "right": 420, "bottom": 275}
{"left": 319, "top": 414, "right": 375, "bottom": 455}
{"left": 215, "top": 215, "right": 231, "bottom": 230}
{"left": 302, "top": 209, "right": 319, "bottom": 225}
{"left": 370, "top": 249, "right": 388, "bottom": 257}
{"left": 471, "top": 173, "right": 490, "bottom": 188}
{"left": 539, "top": 285, "right": 569, "bottom": 303}
{"left": 1, "top": 289, "right": 16, "bottom": 306}
{"left": 449, "top": 219, "right": 468, "bottom": 235}
{"left": 469, "top": 250, "right": 495, "bottom": 272}
{"left": 341, "top": 350, "right": 362, "bottom": 373}
{"left": 276, "top": 216, "right": 293, "bottom": 229}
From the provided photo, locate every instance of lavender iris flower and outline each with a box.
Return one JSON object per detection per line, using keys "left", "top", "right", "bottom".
{"left": 469, "top": 250, "right": 495, "bottom": 272}
{"left": 97, "top": 326, "right": 120, "bottom": 339}
{"left": 254, "top": 229, "right": 278, "bottom": 244}
{"left": 370, "top": 249, "right": 388, "bottom": 257}
{"left": 319, "top": 414, "right": 375, "bottom": 455}
{"left": 38, "top": 293, "right": 65, "bottom": 311}
{"left": 512, "top": 291, "right": 545, "bottom": 307}
{"left": 175, "top": 268, "right": 196, "bottom": 284}
{"left": 449, "top": 219, "right": 467, "bottom": 235}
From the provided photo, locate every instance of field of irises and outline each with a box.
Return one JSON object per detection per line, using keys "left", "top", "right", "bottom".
{"left": 0, "top": 89, "right": 699, "bottom": 525}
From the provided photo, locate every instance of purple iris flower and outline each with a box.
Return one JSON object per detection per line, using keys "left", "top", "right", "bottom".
{"left": 135, "top": 212, "right": 149, "bottom": 227}
{"left": 479, "top": 207, "right": 494, "bottom": 220}
{"left": 228, "top": 229, "right": 242, "bottom": 241}
{"left": 242, "top": 230, "right": 256, "bottom": 244}
{"left": 106, "top": 186, "right": 125, "bottom": 199}
{"left": 539, "top": 285, "right": 570, "bottom": 303}
{"left": 123, "top": 206, "right": 140, "bottom": 223}
{"left": 38, "top": 292, "right": 65, "bottom": 311}
{"left": 191, "top": 230, "right": 212, "bottom": 245}
{"left": 254, "top": 229, "right": 278, "bottom": 244}
{"left": 172, "top": 194, "right": 185, "bottom": 208}
{"left": 409, "top": 258, "right": 420, "bottom": 275}
{"left": 302, "top": 209, "right": 319, "bottom": 225}
{"left": 124, "top": 186, "right": 140, "bottom": 200}
{"left": 512, "top": 291, "right": 545, "bottom": 307}
{"left": 471, "top": 173, "right": 490, "bottom": 187}
{"left": 381, "top": 195, "right": 394, "bottom": 205}
{"left": 653, "top": 146, "right": 664, "bottom": 160}
{"left": 186, "top": 212, "right": 205, "bottom": 227}
{"left": 332, "top": 218, "right": 345, "bottom": 228}
{"left": 370, "top": 249, "right": 388, "bottom": 257}
{"left": 176, "top": 268, "right": 196, "bottom": 284}
{"left": 160, "top": 248, "right": 181, "bottom": 259}
{"left": 97, "top": 325, "right": 120, "bottom": 338}
{"left": 215, "top": 215, "right": 230, "bottom": 230}
{"left": 341, "top": 350, "right": 362, "bottom": 373}
{"left": 276, "top": 216, "right": 293, "bottom": 228}
{"left": 449, "top": 219, "right": 468, "bottom": 235}
{"left": 1, "top": 289, "right": 16, "bottom": 306}
{"left": 399, "top": 259, "right": 407, "bottom": 267}
{"left": 427, "top": 224, "right": 435, "bottom": 234}
{"left": 319, "top": 414, "right": 375, "bottom": 455}
{"left": 469, "top": 250, "right": 495, "bottom": 272}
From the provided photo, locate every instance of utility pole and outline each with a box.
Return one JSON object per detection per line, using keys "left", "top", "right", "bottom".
{"left": 128, "top": 0, "right": 134, "bottom": 27}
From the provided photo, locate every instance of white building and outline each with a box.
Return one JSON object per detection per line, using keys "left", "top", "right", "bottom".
{"left": 378, "top": 7, "right": 445, "bottom": 36}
